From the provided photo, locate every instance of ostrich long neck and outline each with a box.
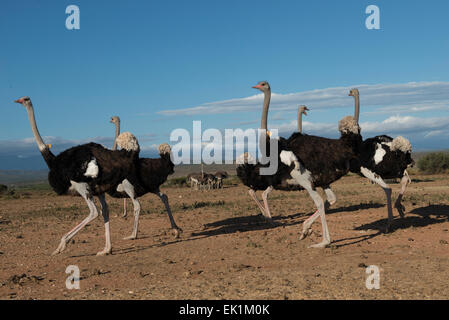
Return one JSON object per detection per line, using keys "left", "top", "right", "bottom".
{"left": 260, "top": 89, "right": 271, "bottom": 130}
{"left": 26, "top": 104, "right": 47, "bottom": 151}
{"left": 25, "top": 103, "right": 55, "bottom": 167}
{"left": 354, "top": 93, "right": 360, "bottom": 124}
{"left": 112, "top": 122, "right": 120, "bottom": 150}
{"left": 298, "top": 110, "right": 303, "bottom": 133}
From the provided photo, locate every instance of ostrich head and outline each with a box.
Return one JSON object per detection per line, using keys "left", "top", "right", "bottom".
{"left": 299, "top": 105, "right": 309, "bottom": 115}
{"left": 252, "top": 81, "right": 270, "bottom": 92}
{"left": 14, "top": 96, "right": 32, "bottom": 108}
{"left": 110, "top": 116, "right": 120, "bottom": 125}
{"left": 116, "top": 132, "right": 140, "bottom": 152}
{"left": 158, "top": 143, "right": 172, "bottom": 155}
{"left": 348, "top": 88, "right": 359, "bottom": 97}
{"left": 338, "top": 116, "right": 360, "bottom": 135}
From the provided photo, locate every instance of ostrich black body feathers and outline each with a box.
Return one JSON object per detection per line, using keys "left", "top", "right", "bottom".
{"left": 46, "top": 142, "right": 140, "bottom": 195}
{"left": 107, "top": 153, "right": 175, "bottom": 198}
{"left": 355, "top": 135, "right": 414, "bottom": 179}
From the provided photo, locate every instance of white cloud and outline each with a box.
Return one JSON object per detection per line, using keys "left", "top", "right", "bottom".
{"left": 273, "top": 115, "right": 449, "bottom": 141}
{"left": 158, "top": 81, "right": 449, "bottom": 116}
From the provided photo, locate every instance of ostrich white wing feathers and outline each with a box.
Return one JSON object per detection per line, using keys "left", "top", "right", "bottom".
{"left": 280, "top": 150, "right": 298, "bottom": 167}
{"left": 84, "top": 159, "right": 99, "bottom": 178}
{"left": 374, "top": 144, "right": 387, "bottom": 164}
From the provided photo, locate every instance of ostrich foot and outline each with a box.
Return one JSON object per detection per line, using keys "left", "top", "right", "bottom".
{"left": 308, "top": 240, "right": 330, "bottom": 248}
{"left": 52, "top": 241, "right": 67, "bottom": 255}
{"left": 122, "top": 211, "right": 127, "bottom": 218}
{"left": 96, "top": 248, "right": 112, "bottom": 256}
{"left": 172, "top": 227, "right": 183, "bottom": 239}
{"left": 261, "top": 215, "right": 274, "bottom": 224}
{"left": 384, "top": 221, "right": 393, "bottom": 233}
{"left": 395, "top": 203, "right": 406, "bottom": 218}
{"left": 299, "top": 228, "right": 313, "bottom": 240}
{"left": 123, "top": 234, "right": 137, "bottom": 240}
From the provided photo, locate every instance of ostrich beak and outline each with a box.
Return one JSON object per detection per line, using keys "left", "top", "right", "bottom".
{"left": 14, "top": 99, "right": 23, "bottom": 104}
{"left": 252, "top": 85, "right": 262, "bottom": 89}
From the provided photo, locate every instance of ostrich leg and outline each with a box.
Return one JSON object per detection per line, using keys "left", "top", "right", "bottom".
{"left": 302, "top": 187, "right": 330, "bottom": 248}
{"left": 299, "top": 187, "right": 336, "bottom": 240}
{"left": 360, "top": 167, "right": 394, "bottom": 232}
{"left": 394, "top": 170, "right": 411, "bottom": 218}
{"left": 289, "top": 169, "right": 330, "bottom": 248}
{"left": 324, "top": 187, "right": 337, "bottom": 207}
{"left": 157, "top": 189, "right": 183, "bottom": 238}
{"left": 123, "top": 198, "right": 128, "bottom": 217}
{"left": 261, "top": 186, "right": 273, "bottom": 219}
{"left": 52, "top": 182, "right": 99, "bottom": 255}
{"left": 248, "top": 189, "right": 269, "bottom": 218}
{"left": 119, "top": 180, "right": 141, "bottom": 240}
{"left": 97, "top": 194, "right": 112, "bottom": 256}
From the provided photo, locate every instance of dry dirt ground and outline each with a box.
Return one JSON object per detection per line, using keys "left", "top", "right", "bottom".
{"left": 0, "top": 174, "right": 448, "bottom": 300}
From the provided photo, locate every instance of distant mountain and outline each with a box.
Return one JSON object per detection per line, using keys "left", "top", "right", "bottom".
{"left": 0, "top": 155, "right": 48, "bottom": 170}
{"left": 0, "top": 169, "right": 48, "bottom": 185}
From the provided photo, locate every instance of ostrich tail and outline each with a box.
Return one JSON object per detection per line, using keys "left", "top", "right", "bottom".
{"left": 236, "top": 152, "right": 255, "bottom": 165}
{"left": 391, "top": 136, "right": 412, "bottom": 153}
{"left": 116, "top": 132, "right": 140, "bottom": 152}
{"left": 338, "top": 116, "right": 360, "bottom": 135}
{"left": 158, "top": 143, "right": 171, "bottom": 155}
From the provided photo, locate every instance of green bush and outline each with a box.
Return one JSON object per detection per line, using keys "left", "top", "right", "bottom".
{"left": 165, "top": 176, "right": 187, "bottom": 187}
{"left": 417, "top": 152, "right": 449, "bottom": 174}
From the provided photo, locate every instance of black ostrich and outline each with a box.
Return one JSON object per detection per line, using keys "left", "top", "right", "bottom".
{"left": 236, "top": 82, "right": 341, "bottom": 222}
{"left": 108, "top": 117, "right": 182, "bottom": 239}
{"left": 14, "top": 97, "right": 141, "bottom": 256}
{"left": 348, "top": 88, "right": 414, "bottom": 231}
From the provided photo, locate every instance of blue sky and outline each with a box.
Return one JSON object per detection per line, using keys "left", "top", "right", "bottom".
{"left": 1, "top": 0, "right": 449, "bottom": 169}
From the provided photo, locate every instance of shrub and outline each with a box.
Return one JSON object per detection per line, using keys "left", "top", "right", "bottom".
{"left": 0, "top": 184, "right": 7, "bottom": 194}
{"left": 165, "top": 176, "right": 187, "bottom": 187}
{"left": 417, "top": 152, "right": 449, "bottom": 174}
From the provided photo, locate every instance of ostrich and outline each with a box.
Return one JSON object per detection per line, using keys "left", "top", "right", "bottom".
{"left": 239, "top": 81, "right": 363, "bottom": 247}
{"left": 187, "top": 172, "right": 203, "bottom": 190}
{"left": 14, "top": 97, "right": 141, "bottom": 256}
{"left": 295, "top": 105, "right": 339, "bottom": 230}
{"left": 110, "top": 116, "right": 128, "bottom": 217}
{"left": 107, "top": 119, "right": 182, "bottom": 239}
{"left": 237, "top": 82, "right": 339, "bottom": 221}
{"left": 214, "top": 171, "right": 228, "bottom": 189}
{"left": 348, "top": 88, "right": 414, "bottom": 231}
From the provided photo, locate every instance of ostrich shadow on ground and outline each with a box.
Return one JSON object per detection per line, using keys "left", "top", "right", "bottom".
{"left": 411, "top": 178, "right": 435, "bottom": 183}
{"left": 332, "top": 204, "right": 449, "bottom": 248}
{"left": 189, "top": 201, "right": 385, "bottom": 239}
{"left": 326, "top": 202, "right": 384, "bottom": 215}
